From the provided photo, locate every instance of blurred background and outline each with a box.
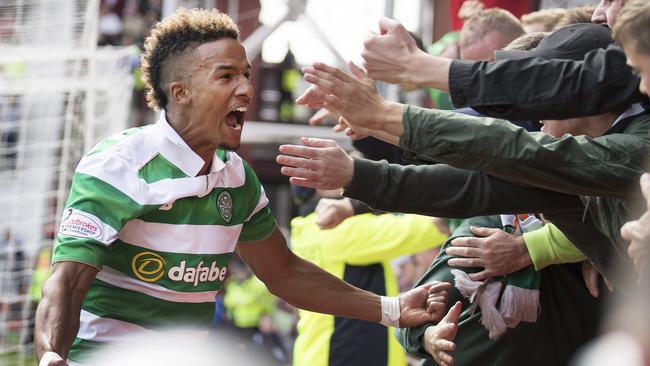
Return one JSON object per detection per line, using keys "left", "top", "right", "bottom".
{"left": 0, "top": 0, "right": 598, "bottom": 365}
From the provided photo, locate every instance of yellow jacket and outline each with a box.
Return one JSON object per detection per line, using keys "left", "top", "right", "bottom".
{"left": 291, "top": 213, "right": 447, "bottom": 366}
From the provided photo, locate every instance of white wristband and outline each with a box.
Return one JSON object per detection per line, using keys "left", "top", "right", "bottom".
{"left": 39, "top": 351, "right": 64, "bottom": 366}
{"left": 380, "top": 296, "right": 401, "bottom": 327}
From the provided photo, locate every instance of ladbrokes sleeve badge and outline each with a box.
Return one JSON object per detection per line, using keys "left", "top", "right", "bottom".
{"left": 58, "top": 208, "right": 118, "bottom": 244}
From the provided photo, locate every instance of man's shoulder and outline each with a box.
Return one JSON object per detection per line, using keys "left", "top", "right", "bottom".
{"left": 87, "top": 124, "right": 154, "bottom": 156}
{"left": 622, "top": 109, "right": 650, "bottom": 135}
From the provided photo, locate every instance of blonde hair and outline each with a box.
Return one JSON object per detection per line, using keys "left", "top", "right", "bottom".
{"left": 554, "top": 5, "right": 596, "bottom": 30}
{"left": 460, "top": 8, "right": 524, "bottom": 48}
{"left": 141, "top": 8, "right": 240, "bottom": 110}
{"left": 521, "top": 8, "right": 566, "bottom": 32}
{"left": 614, "top": 0, "right": 650, "bottom": 55}
{"left": 503, "top": 32, "right": 549, "bottom": 51}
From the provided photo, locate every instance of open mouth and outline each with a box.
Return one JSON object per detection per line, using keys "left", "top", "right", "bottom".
{"left": 225, "top": 106, "right": 247, "bottom": 131}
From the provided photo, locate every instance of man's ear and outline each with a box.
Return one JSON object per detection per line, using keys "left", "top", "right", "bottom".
{"left": 169, "top": 81, "right": 191, "bottom": 105}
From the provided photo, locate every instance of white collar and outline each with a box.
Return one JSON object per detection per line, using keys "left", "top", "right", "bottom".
{"left": 155, "top": 111, "right": 226, "bottom": 177}
{"left": 612, "top": 103, "right": 647, "bottom": 127}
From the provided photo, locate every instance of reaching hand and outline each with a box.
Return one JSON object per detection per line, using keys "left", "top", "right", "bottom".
{"left": 277, "top": 138, "right": 354, "bottom": 190}
{"left": 621, "top": 173, "right": 650, "bottom": 278}
{"left": 361, "top": 17, "right": 423, "bottom": 84}
{"left": 581, "top": 261, "right": 614, "bottom": 298}
{"left": 398, "top": 281, "right": 451, "bottom": 327}
{"left": 297, "top": 61, "right": 403, "bottom": 137}
{"left": 445, "top": 226, "right": 532, "bottom": 281}
{"left": 314, "top": 197, "right": 354, "bottom": 229}
{"left": 423, "top": 301, "right": 462, "bottom": 366}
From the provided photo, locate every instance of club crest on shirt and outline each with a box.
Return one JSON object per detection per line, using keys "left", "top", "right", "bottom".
{"left": 217, "top": 191, "right": 233, "bottom": 223}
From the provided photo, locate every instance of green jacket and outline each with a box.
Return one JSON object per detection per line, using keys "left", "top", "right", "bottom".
{"left": 395, "top": 216, "right": 603, "bottom": 366}
{"left": 349, "top": 106, "right": 649, "bottom": 280}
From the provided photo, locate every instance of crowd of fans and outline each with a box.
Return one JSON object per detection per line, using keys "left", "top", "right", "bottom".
{"left": 274, "top": 0, "right": 650, "bottom": 365}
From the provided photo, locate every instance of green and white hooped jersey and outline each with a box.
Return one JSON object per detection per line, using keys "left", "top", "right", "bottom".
{"left": 53, "top": 112, "right": 276, "bottom": 362}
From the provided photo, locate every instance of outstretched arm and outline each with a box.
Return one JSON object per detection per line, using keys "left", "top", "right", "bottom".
{"left": 237, "top": 227, "right": 451, "bottom": 327}
{"left": 277, "top": 138, "right": 581, "bottom": 217}
{"left": 35, "top": 262, "right": 98, "bottom": 365}
{"left": 360, "top": 18, "right": 644, "bottom": 120}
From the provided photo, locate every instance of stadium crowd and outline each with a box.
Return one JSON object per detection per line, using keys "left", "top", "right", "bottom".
{"left": 29, "top": 1, "right": 650, "bottom": 366}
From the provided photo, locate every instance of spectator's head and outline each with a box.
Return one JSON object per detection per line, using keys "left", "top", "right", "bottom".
{"left": 554, "top": 5, "right": 597, "bottom": 30}
{"left": 502, "top": 32, "right": 549, "bottom": 52}
{"left": 592, "top": 0, "right": 626, "bottom": 27}
{"left": 521, "top": 8, "right": 566, "bottom": 33}
{"left": 141, "top": 8, "right": 241, "bottom": 111}
{"left": 496, "top": 23, "right": 619, "bottom": 138}
{"left": 614, "top": 0, "right": 650, "bottom": 96}
{"left": 459, "top": 8, "right": 525, "bottom": 61}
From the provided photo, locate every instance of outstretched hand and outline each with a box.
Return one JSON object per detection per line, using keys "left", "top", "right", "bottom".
{"left": 398, "top": 281, "right": 451, "bottom": 327}
{"left": 315, "top": 197, "right": 355, "bottom": 229}
{"left": 423, "top": 301, "right": 462, "bottom": 366}
{"left": 621, "top": 173, "right": 650, "bottom": 278}
{"left": 361, "top": 17, "right": 423, "bottom": 84}
{"left": 297, "top": 62, "right": 404, "bottom": 139}
{"left": 277, "top": 138, "right": 354, "bottom": 190}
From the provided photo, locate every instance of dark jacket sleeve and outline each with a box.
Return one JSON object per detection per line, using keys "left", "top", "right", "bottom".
{"left": 399, "top": 106, "right": 650, "bottom": 198}
{"left": 448, "top": 44, "right": 647, "bottom": 120}
{"left": 344, "top": 158, "right": 581, "bottom": 217}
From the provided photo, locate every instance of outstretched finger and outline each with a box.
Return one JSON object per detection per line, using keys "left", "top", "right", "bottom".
{"left": 348, "top": 61, "right": 369, "bottom": 81}
{"left": 300, "top": 137, "right": 338, "bottom": 148}
{"left": 303, "top": 72, "right": 340, "bottom": 97}
{"left": 278, "top": 144, "right": 321, "bottom": 159}
{"left": 288, "top": 177, "right": 322, "bottom": 189}
{"left": 275, "top": 154, "right": 318, "bottom": 170}
{"left": 309, "top": 108, "right": 333, "bottom": 126}
{"left": 312, "top": 62, "right": 355, "bottom": 83}
{"left": 280, "top": 166, "right": 320, "bottom": 180}
{"left": 296, "top": 85, "right": 328, "bottom": 108}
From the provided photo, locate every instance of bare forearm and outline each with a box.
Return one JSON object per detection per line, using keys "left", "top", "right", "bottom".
{"left": 408, "top": 52, "right": 451, "bottom": 91}
{"left": 35, "top": 279, "right": 82, "bottom": 360}
{"left": 266, "top": 254, "right": 381, "bottom": 322}
{"left": 368, "top": 101, "right": 405, "bottom": 144}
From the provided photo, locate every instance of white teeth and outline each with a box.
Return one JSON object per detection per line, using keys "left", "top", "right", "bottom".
{"left": 233, "top": 106, "right": 247, "bottom": 112}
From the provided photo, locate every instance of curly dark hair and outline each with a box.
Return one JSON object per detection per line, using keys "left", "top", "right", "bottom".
{"left": 141, "top": 8, "right": 240, "bottom": 110}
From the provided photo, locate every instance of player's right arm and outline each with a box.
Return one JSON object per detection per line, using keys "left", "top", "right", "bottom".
{"left": 35, "top": 261, "right": 99, "bottom": 365}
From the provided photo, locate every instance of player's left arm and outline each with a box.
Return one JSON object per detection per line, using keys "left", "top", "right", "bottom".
{"left": 237, "top": 227, "right": 450, "bottom": 327}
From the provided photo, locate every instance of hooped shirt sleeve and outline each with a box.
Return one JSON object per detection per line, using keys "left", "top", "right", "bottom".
{"left": 238, "top": 161, "right": 277, "bottom": 242}
{"left": 53, "top": 156, "right": 153, "bottom": 269}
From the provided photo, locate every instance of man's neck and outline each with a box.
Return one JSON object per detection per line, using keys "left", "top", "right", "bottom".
{"left": 165, "top": 109, "right": 215, "bottom": 176}
{"left": 580, "top": 113, "right": 619, "bottom": 138}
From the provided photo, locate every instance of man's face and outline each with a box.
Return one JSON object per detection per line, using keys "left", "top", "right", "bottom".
{"left": 541, "top": 118, "right": 582, "bottom": 138}
{"left": 624, "top": 45, "right": 650, "bottom": 96}
{"left": 592, "top": 0, "right": 625, "bottom": 27}
{"left": 187, "top": 38, "right": 253, "bottom": 151}
{"left": 460, "top": 31, "right": 512, "bottom": 61}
